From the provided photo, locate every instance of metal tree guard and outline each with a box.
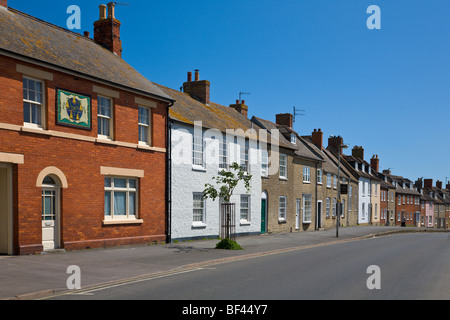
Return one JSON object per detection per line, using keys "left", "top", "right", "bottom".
{"left": 220, "top": 203, "right": 236, "bottom": 241}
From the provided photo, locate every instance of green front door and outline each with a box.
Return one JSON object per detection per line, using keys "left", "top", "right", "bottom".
{"left": 261, "top": 199, "right": 266, "bottom": 233}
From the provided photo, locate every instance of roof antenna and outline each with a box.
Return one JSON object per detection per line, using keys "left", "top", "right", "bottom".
{"left": 293, "top": 106, "right": 305, "bottom": 124}
{"left": 239, "top": 92, "right": 250, "bottom": 102}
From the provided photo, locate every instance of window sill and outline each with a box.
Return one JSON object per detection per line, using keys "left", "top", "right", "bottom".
{"left": 303, "top": 181, "right": 311, "bottom": 184}
{"left": 103, "top": 219, "right": 143, "bottom": 225}
{"left": 240, "top": 220, "right": 251, "bottom": 226}
{"left": 303, "top": 221, "right": 312, "bottom": 224}
{"left": 279, "top": 177, "right": 288, "bottom": 181}
{"left": 278, "top": 219, "right": 287, "bottom": 223}
{"left": 192, "top": 222, "right": 207, "bottom": 228}
{"left": 192, "top": 165, "right": 207, "bottom": 172}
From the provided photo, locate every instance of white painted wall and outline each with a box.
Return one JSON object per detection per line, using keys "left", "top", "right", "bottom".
{"left": 170, "top": 122, "right": 262, "bottom": 241}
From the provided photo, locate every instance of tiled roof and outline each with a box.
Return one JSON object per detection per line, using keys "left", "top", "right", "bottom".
{"left": 156, "top": 84, "right": 265, "bottom": 139}
{"left": 0, "top": 7, "right": 172, "bottom": 101}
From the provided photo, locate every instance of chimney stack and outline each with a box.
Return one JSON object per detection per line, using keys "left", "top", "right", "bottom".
{"left": 230, "top": 100, "right": 248, "bottom": 117}
{"left": 352, "top": 146, "right": 364, "bottom": 161}
{"left": 311, "top": 129, "right": 323, "bottom": 150}
{"left": 328, "top": 136, "right": 344, "bottom": 155}
{"left": 183, "top": 70, "right": 211, "bottom": 105}
{"left": 415, "top": 178, "right": 423, "bottom": 189}
{"left": 94, "top": 3, "right": 123, "bottom": 57}
{"left": 446, "top": 182, "right": 450, "bottom": 191}
{"left": 0, "top": 0, "right": 7, "bottom": 8}
{"left": 370, "top": 155, "right": 379, "bottom": 173}
{"left": 436, "top": 180, "right": 442, "bottom": 189}
{"left": 275, "top": 114, "right": 293, "bottom": 129}
{"left": 424, "top": 179, "right": 433, "bottom": 189}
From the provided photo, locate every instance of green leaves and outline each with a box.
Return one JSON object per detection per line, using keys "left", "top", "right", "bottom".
{"left": 203, "top": 162, "right": 252, "bottom": 203}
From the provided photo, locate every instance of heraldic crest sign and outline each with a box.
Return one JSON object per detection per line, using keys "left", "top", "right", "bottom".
{"left": 56, "top": 89, "right": 92, "bottom": 130}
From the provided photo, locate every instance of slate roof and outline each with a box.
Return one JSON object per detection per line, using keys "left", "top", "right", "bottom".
{"left": 0, "top": 6, "right": 172, "bottom": 101}
{"left": 252, "top": 117, "right": 324, "bottom": 163}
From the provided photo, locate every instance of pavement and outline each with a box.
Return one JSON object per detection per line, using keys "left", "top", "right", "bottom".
{"left": 0, "top": 225, "right": 448, "bottom": 300}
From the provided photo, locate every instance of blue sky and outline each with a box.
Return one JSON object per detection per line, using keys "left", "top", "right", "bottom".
{"left": 10, "top": 0, "right": 450, "bottom": 185}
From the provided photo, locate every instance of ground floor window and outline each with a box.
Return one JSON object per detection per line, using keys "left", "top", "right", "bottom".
{"left": 279, "top": 196, "right": 287, "bottom": 221}
{"left": 104, "top": 177, "right": 138, "bottom": 219}
{"left": 193, "top": 193, "right": 205, "bottom": 224}
{"left": 240, "top": 195, "right": 250, "bottom": 222}
{"left": 303, "top": 194, "right": 312, "bottom": 223}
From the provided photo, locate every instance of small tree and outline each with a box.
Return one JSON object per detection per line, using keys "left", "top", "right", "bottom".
{"left": 203, "top": 162, "right": 252, "bottom": 203}
{"left": 203, "top": 162, "right": 252, "bottom": 249}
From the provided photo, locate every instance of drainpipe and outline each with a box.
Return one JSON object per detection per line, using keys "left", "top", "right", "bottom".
{"left": 315, "top": 162, "right": 319, "bottom": 230}
{"left": 166, "top": 100, "right": 174, "bottom": 244}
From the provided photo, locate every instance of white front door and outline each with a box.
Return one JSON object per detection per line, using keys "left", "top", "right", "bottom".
{"left": 295, "top": 199, "right": 301, "bottom": 230}
{"left": 42, "top": 188, "right": 59, "bottom": 251}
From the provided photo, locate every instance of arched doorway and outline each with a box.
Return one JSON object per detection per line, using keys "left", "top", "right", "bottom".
{"left": 41, "top": 175, "right": 61, "bottom": 251}
{"left": 261, "top": 191, "right": 268, "bottom": 233}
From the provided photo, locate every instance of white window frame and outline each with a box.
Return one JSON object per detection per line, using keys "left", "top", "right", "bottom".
{"left": 302, "top": 194, "right": 312, "bottom": 223}
{"left": 317, "top": 169, "right": 322, "bottom": 184}
{"left": 332, "top": 198, "right": 337, "bottom": 217}
{"left": 261, "top": 149, "right": 269, "bottom": 177}
{"left": 138, "top": 106, "right": 151, "bottom": 145}
{"left": 278, "top": 196, "right": 287, "bottom": 221}
{"left": 279, "top": 154, "right": 287, "bottom": 179}
{"left": 240, "top": 139, "right": 250, "bottom": 173}
{"left": 326, "top": 198, "right": 331, "bottom": 218}
{"left": 23, "top": 76, "right": 45, "bottom": 129}
{"left": 333, "top": 175, "right": 337, "bottom": 189}
{"left": 240, "top": 195, "right": 251, "bottom": 223}
{"left": 219, "top": 137, "right": 229, "bottom": 171}
{"left": 291, "top": 133, "right": 296, "bottom": 144}
{"left": 193, "top": 193, "right": 206, "bottom": 226}
{"left": 98, "top": 95, "right": 113, "bottom": 140}
{"left": 303, "top": 166, "right": 311, "bottom": 183}
{"left": 192, "top": 134, "right": 205, "bottom": 168}
{"left": 327, "top": 173, "right": 332, "bottom": 188}
{"left": 104, "top": 177, "right": 138, "bottom": 221}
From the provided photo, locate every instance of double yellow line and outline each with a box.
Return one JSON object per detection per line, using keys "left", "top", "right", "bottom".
{"left": 37, "top": 267, "right": 205, "bottom": 300}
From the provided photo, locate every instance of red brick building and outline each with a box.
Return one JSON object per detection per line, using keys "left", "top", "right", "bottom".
{"left": 0, "top": 2, "right": 174, "bottom": 254}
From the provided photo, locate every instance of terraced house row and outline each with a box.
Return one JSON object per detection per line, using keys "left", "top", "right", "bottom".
{"left": 0, "top": 2, "right": 448, "bottom": 255}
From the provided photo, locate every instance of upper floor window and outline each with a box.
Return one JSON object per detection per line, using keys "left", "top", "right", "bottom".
{"left": 240, "top": 139, "right": 250, "bottom": 173}
{"left": 23, "top": 77, "right": 44, "bottom": 128}
{"left": 279, "top": 154, "right": 287, "bottom": 179}
{"left": 303, "top": 166, "right": 311, "bottom": 183}
{"left": 261, "top": 149, "right": 268, "bottom": 177}
{"left": 192, "top": 134, "right": 204, "bottom": 168}
{"left": 290, "top": 133, "right": 296, "bottom": 144}
{"left": 98, "top": 96, "right": 113, "bottom": 139}
{"left": 327, "top": 173, "right": 332, "bottom": 188}
{"left": 317, "top": 169, "right": 322, "bottom": 184}
{"left": 219, "top": 137, "right": 229, "bottom": 170}
{"left": 138, "top": 106, "right": 151, "bottom": 145}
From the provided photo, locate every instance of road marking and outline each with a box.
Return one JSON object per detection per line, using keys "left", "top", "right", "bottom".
{"left": 37, "top": 267, "right": 206, "bottom": 299}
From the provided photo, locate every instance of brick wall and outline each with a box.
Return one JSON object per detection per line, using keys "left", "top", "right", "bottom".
{"left": 0, "top": 55, "right": 169, "bottom": 254}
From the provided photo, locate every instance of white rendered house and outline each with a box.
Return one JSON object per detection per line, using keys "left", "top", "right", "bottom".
{"left": 155, "top": 77, "right": 263, "bottom": 241}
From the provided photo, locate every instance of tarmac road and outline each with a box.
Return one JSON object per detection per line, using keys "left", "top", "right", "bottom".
{"left": 1, "top": 226, "right": 448, "bottom": 300}
{"left": 40, "top": 232, "right": 450, "bottom": 300}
